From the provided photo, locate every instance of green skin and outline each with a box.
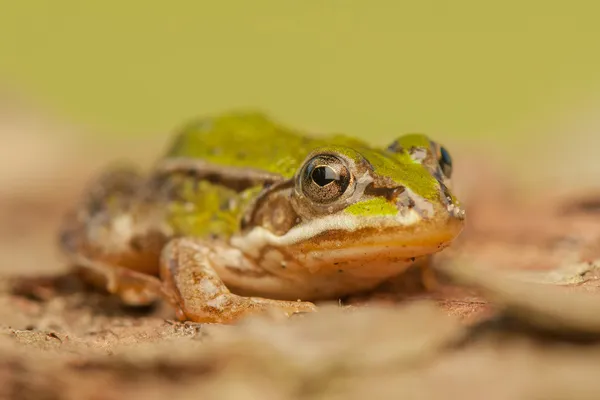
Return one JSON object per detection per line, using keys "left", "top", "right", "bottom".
{"left": 59, "top": 110, "right": 466, "bottom": 323}
{"left": 163, "top": 112, "right": 458, "bottom": 237}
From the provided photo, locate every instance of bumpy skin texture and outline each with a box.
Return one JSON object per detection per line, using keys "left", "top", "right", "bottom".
{"left": 59, "top": 111, "right": 465, "bottom": 323}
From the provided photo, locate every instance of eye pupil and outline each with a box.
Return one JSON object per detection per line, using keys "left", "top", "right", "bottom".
{"left": 311, "top": 166, "right": 338, "bottom": 186}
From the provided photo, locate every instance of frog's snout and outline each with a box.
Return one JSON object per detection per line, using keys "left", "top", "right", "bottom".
{"left": 447, "top": 203, "right": 466, "bottom": 221}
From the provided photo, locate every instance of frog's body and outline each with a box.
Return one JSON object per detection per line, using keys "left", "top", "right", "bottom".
{"left": 60, "top": 111, "right": 465, "bottom": 323}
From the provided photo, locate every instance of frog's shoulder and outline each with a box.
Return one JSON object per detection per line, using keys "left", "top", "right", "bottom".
{"left": 163, "top": 110, "right": 370, "bottom": 178}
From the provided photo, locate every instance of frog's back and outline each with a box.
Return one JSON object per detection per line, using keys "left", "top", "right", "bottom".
{"left": 164, "top": 111, "right": 366, "bottom": 178}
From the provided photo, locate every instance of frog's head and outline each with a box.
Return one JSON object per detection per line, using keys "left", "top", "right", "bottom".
{"left": 237, "top": 134, "right": 465, "bottom": 264}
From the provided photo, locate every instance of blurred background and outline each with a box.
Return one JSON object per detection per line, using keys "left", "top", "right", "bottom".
{"left": 3, "top": 6, "right": 600, "bottom": 399}
{"left": 0, "top": 1, "right": 599, "bottom": 275}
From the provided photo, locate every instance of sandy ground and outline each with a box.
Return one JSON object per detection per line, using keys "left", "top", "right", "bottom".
{"left": 2, "top": 111, "right": 600, "bottom": 399}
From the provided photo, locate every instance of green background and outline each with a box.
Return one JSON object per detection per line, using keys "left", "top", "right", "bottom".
{"left": 1, "top": 0, "right": 599, "bottom": 148}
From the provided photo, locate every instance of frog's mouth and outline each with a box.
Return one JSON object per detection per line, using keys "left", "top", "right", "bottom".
{"left": 295, "top": 223, "right": 462, "bottom": 264}
{"left": 233, "top": 209, "right": 465, "bottom": 262}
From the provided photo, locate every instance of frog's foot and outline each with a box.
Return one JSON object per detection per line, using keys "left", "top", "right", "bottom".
{"left": 68, "top": 253, "right": 165, "bottom": 306}
{"left": 159, "top": 238, "right": 317, "bottom": 324}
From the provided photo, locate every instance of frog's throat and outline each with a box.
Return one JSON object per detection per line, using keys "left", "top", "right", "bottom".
{"left": 231, "top": 209, "right": 461, "bottom": 259}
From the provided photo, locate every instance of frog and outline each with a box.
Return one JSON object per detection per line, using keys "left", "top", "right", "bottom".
{"left": 59, "top": 111, "right": 465, "bottom": 324}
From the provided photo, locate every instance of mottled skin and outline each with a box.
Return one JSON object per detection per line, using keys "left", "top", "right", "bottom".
{"left": 60, "top": 111, "right": 465, "bottom": 323}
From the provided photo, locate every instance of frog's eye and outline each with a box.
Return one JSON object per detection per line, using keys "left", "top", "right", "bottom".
{"left": 300, "top": 155, "right": 352, "bottom": 203}
{"left": 438, "top": 146, "right": 453, "bottom": 178}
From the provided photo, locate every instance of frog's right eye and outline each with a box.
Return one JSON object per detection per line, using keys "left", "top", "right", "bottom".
{"left": 299, "top": 155, "right": 353, "bottom": 204}
{"left": 437, "top": 146, "right": 453, "bottom": 178}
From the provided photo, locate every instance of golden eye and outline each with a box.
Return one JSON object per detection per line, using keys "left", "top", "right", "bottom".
{"left": 300, "top": 155, "right": 352, "bottom": 203}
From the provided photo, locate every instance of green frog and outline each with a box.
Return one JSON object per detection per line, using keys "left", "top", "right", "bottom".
{"left": 59, "top": 111, "right": 465, "bottom": 323}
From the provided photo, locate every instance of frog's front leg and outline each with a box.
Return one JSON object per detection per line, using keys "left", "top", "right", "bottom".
{"left": 159, "top": 238, "right": 317, "bottom": 323}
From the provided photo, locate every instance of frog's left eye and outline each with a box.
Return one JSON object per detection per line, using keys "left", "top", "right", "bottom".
{"left": 299, "top": 155, "right": 352, "bottom": 204}
{"left": 437, "top": 146, "right": 453, "bottom": 178}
